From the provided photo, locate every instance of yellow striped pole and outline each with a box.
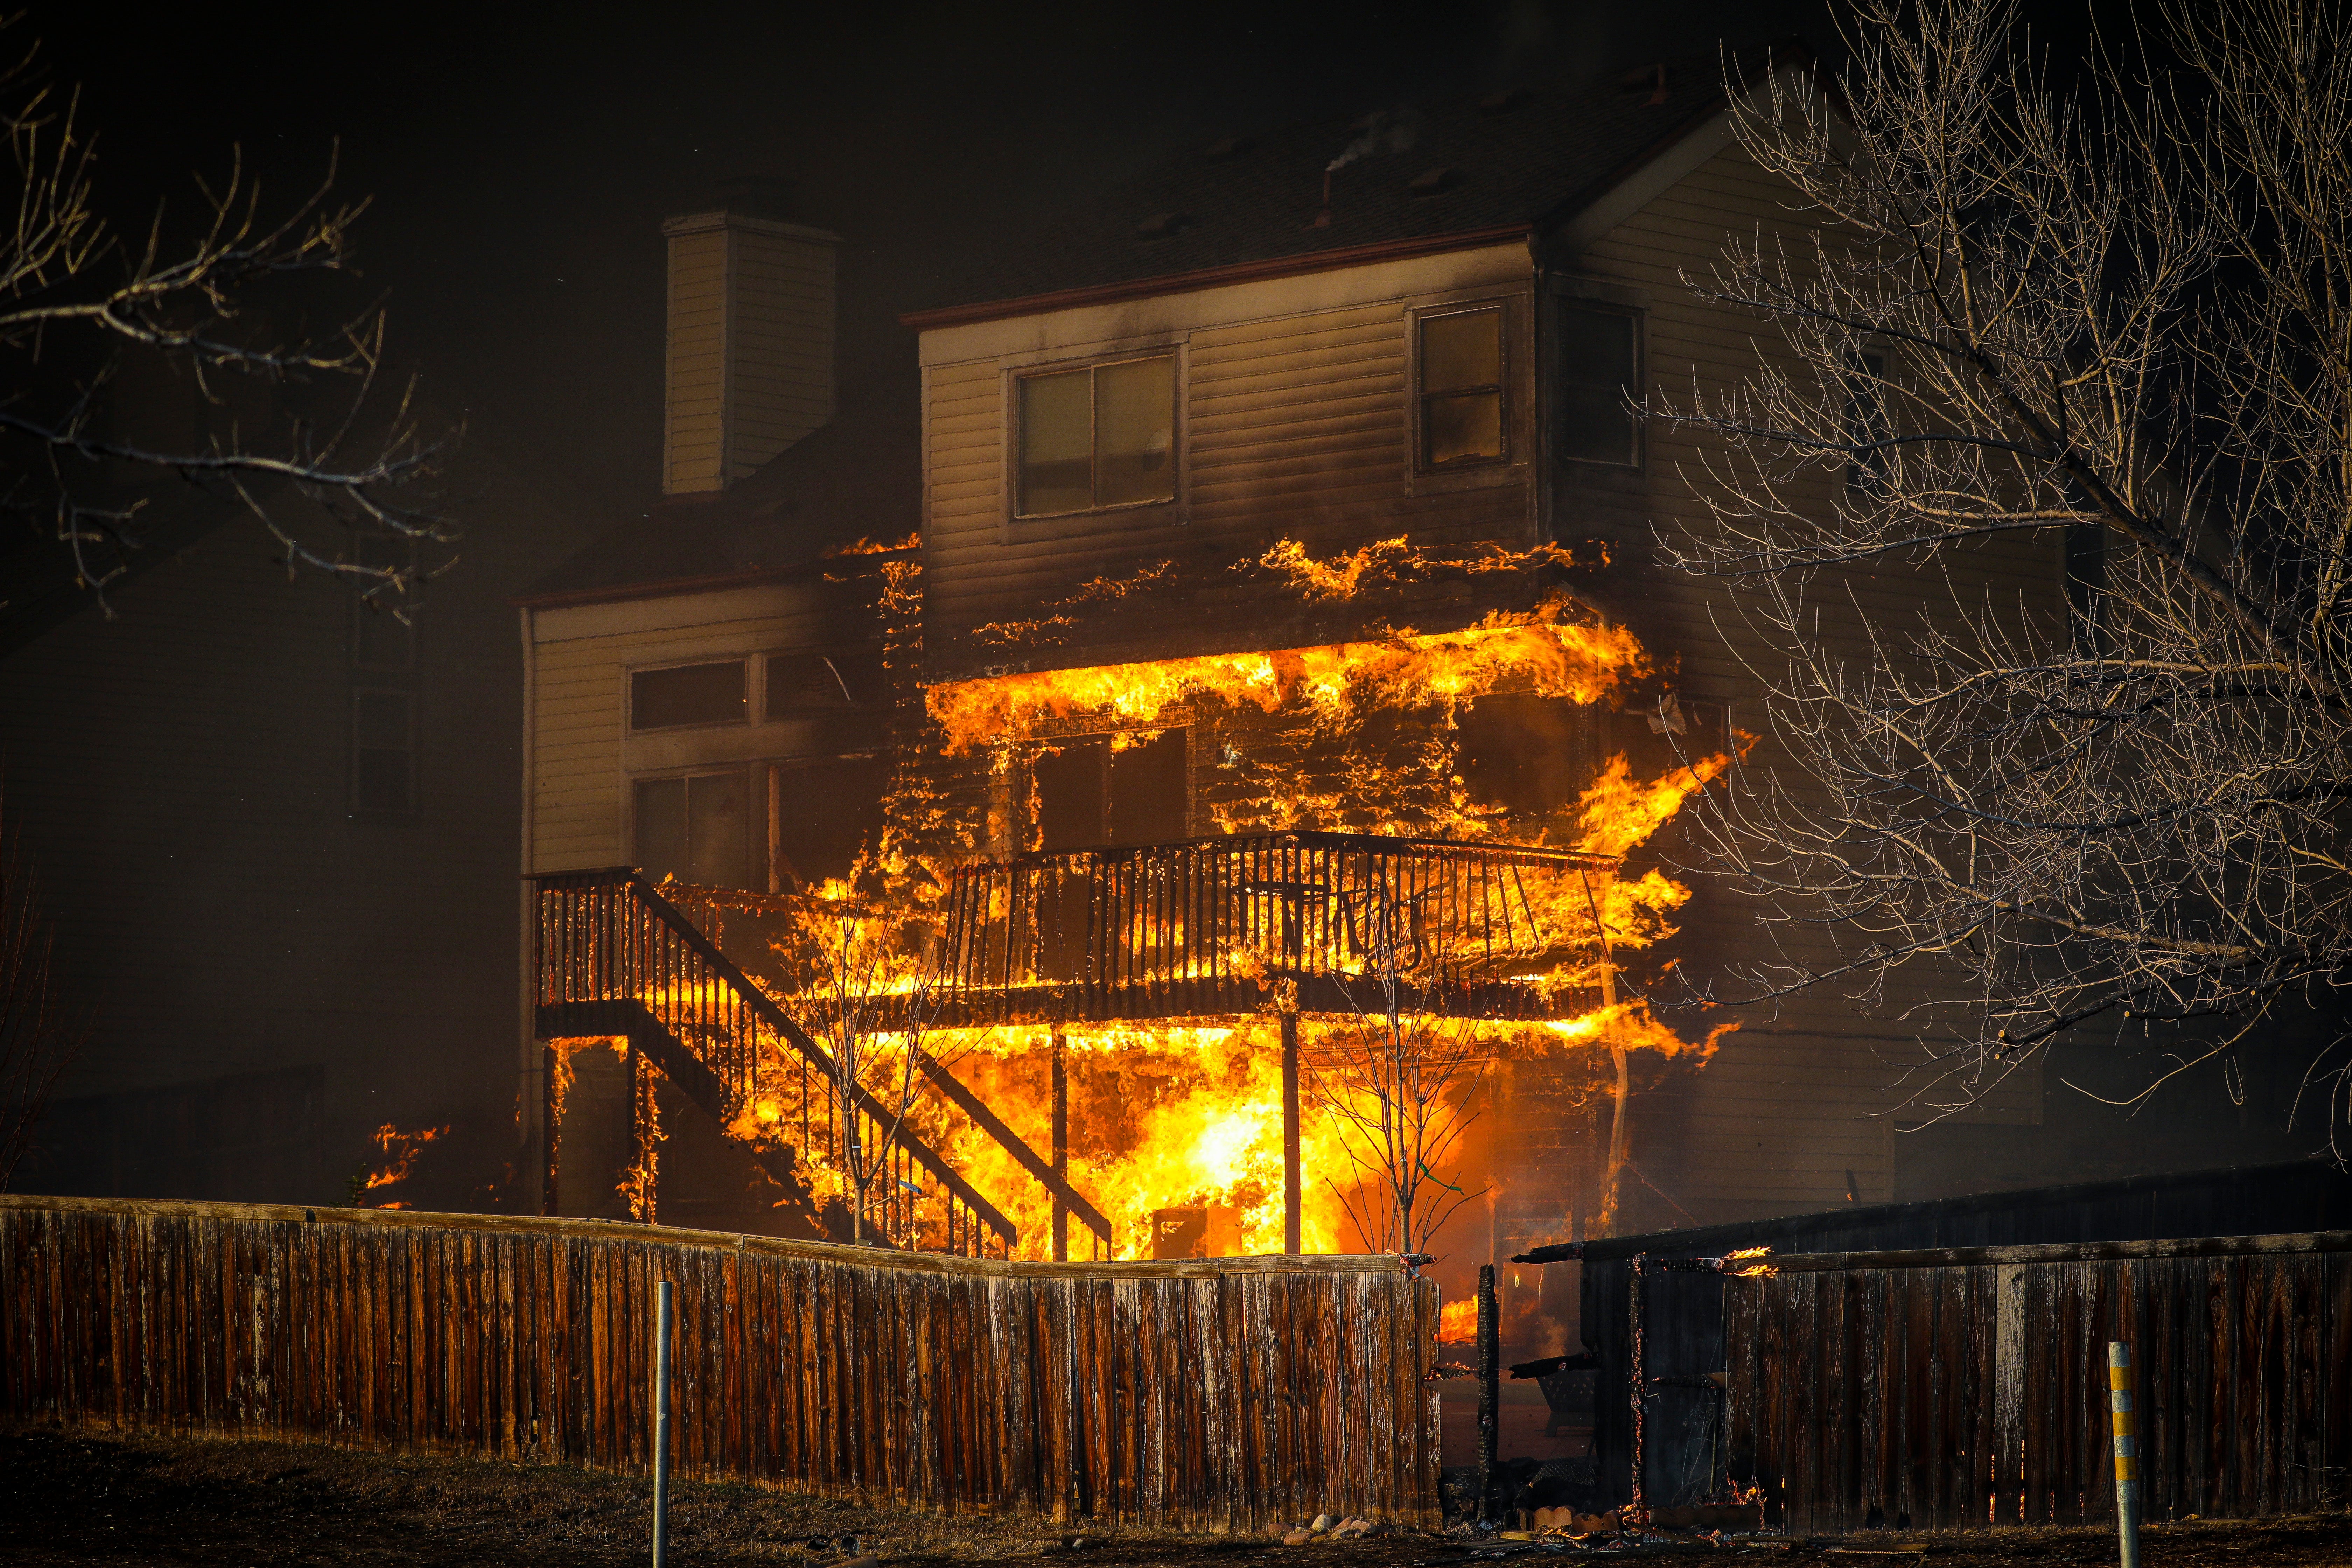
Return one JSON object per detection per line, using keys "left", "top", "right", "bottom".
{"left": 2109, "top": 1342, "right": 2139, "bottom": 1568}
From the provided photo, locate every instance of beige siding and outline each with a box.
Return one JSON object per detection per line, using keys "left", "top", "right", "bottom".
{"left": 664, "top": 227, "right": 729, "bottom": 495}
{"left": 527, "top": 589, "right": 856, "bottom": 874}
{"left": 1568, "top": 138, "right": 2062, "bottom": 1224}
{"left": 920, "top": 255, "right": 1538, "bottom": 659}
{"left": 727, "top": 228, "right": 835, "bottom": 481}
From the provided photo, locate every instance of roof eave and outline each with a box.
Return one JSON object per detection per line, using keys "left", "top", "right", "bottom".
{"left": 898, "top": 223, "right": 1536, "bottom": 333}
{"left": 511, "top": 547, "right": 916, "bottom": 612}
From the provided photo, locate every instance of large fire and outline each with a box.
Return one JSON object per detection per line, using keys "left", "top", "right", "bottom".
{"left": 654, "top": 537, "right": 1737, "bottom": 1259}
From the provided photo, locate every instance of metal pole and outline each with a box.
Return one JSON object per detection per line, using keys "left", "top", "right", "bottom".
{"left": 1052, "top": 1024, "right": 1069, "bottom": 1263}
{"left": 653, "top": 1279, "right": 672, "bottom": 1568}
{"left": 2109, "top": 1341, "right": 2139, "bottom": 1568}
{"left": 1282, "top": 1011, "right": 1301, "bottom": 1255}
{"left": 1476, "top": 1263, "right": 1498, "bottom": 1524}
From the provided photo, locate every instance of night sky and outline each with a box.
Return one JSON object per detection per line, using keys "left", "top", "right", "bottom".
{"left": 28, "top": 0, "right": 1877, "bottom": 526}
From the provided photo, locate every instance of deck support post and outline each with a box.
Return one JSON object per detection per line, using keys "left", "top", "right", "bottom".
{"left": 1283, "top": 1011, "right": 1301, "bottom": 1255}
{"left": 540, "top": 1041, "right": 559, "bottom": 1216}
{"left": 1052, "top": 1024, "right": 1069, "bottom": 1262}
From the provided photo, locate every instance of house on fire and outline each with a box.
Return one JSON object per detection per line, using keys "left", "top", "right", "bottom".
{"left": 514, "top": 50, "right": 2272, "bottom": 1309}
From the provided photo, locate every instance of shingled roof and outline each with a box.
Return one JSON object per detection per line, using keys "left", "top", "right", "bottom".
{"left": 906, "top": 45, "right": 1791, "bottom": 324}
{"left": 516, "top": 395, "right": 916, "bottom": 607}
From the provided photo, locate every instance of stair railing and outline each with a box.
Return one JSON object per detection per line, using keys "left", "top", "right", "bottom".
{"left": 532, "top": 868, "right": 1114, "bottom": 1258}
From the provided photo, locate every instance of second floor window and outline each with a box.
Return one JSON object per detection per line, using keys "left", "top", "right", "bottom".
{"left": 1419, "top": 306, "right": 1506, "bottom": 469}
{"left": 1016, "top": 355, "right": 1176, "bottom": 516}
{"left": 1558, "top": 301, "right": 1640, "bottom": 467}
{"left": 631, "top": 659, "right": 747, "bottom": 731}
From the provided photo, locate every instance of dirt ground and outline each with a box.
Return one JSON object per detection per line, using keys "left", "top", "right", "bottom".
{"left": 4, "top": 1424, "right": 2350, "bottom": 1568}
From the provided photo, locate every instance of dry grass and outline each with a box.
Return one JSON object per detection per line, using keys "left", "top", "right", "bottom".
{"left": 4, "top": 1422, "right": 2350, "bottom": 1568}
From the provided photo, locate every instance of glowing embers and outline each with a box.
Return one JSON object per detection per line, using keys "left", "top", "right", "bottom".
{"left": 357, "top": 1121, "right": 447, "bottom": 1209}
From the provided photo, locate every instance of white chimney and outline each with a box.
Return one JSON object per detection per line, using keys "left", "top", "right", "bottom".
{"left": 661, "top": 206, "right": 839, "bottom": 495}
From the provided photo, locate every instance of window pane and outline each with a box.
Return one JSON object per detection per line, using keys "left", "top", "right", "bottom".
{"left": 1106, "top": 727, "right": 1188, "bottom": 844}
{"left": 1033, "top": 737, "right": 1108, "bottom": 851}
{"left": 355, "top": 749, "right": 412, "bottom": 813}
{"left": 631, "top": 661, "right": 746, "bottom": 730}
{"left": 352, "top": 690, "right": 413, "bottom": 813}
{"left": 1558, "top": 383, "right": 1635, "bottom": 465}
{"left": 1422, "top": 309, "right": 1501, "bottom": 392}
{"left": 1559, "top": 304, "right": 1637, "bottom": 466}
{"left": 1093, "top": 357, "right": 1176, "bottom": 507}
{"left": 1560, "top": 304, "right": 1635, "bottom": 386}
{"left": 1426, "top": 390, "right": 1504, "bottom": 467}
{"left": 685, "top": 771, "right": 751, "bottom": 888}
{"left": 634, "top": 777, "right": 689, "bottom": 884}
{"left": 1018, "top": 370, "right": 1093, "bottom": 514}
{"left": 771, "top": 756, "right": 890, "bottom": 892}
{"left": 766, "top": 648, "right": 875, "bottom": 713}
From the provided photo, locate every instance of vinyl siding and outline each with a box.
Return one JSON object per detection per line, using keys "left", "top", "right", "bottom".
{"left": 727, "top": 228, "right": 835, "bottom": 481}
{"left": 1566, "top": 137, "right": 2060, "bottom": 1226}
{"left": 664, "top": 227, "right": 729, "bottom": 495}
{"left": 527, "top": 586, "right": 871, "bottom": 874}
{"left": 920, "top": 258, "right": 1539, "bottom": 668}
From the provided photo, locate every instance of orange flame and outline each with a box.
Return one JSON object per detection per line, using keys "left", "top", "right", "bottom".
{"left": 1437, "top": 1297, "right": 1481, "bottom": 1344}
{"left": 361, "top": 1122, "right": 447, "bottom": 1208}
{"left": 665, "top": 537, "right": 1744, "bottom": 1255}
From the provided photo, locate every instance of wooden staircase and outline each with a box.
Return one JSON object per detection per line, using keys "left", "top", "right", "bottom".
{"left": 530, "top": 868, "right": 1112, "bottom": 1258}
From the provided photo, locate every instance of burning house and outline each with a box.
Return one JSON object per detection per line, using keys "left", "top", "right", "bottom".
{"left": 514, "top": 51, "right": 2077, "bottom": 1340}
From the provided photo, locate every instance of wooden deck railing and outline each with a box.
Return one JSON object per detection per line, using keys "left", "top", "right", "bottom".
{"left": 935, "top": 830, "right": 1614, "bottom": 1023}
{"left": 0, "top": 1197, "right": 1439, "bottom": 1530}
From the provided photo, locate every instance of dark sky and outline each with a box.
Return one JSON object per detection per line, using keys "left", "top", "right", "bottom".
{"left": 32, "top": 0, "right": 1876, "bottom": 524}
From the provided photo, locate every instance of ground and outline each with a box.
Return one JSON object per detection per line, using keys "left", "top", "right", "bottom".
{"left": 3, "top": 1425, "right": 2348, "bottom": 1568}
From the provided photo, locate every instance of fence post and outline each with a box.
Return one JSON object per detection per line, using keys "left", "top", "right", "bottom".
{"left": 1477, "top": 1264, "right": 1498, "bottom": 1522}
{"left": 2109, "top": 1341, "right": 2138, "bottom": 1568}
{"left": 653, "top": 1278, "right": 673, "bottom": 1568}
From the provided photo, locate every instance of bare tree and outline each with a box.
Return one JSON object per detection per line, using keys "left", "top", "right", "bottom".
{"left": 1310, "top": 883, "right": 1487, "bottom": 1255}
{"left": 1655, "top": 0, "right": 2352, "bottom": 1132}
{"left": 0, "top": 30, "right": 453, "bottom": 617}
{"left": 768, "top": 886, "right": 968, "bottom": 1247}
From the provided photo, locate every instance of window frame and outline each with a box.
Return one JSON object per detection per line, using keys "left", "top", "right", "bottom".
{"left": 628, "top": 763, "right": 765, "bottom": 892}
{"left": 348, "top": 685, "right": 420, "bottom": 820}
{"left": 1402, "top": 289, "right": 1533, "bottom": 498}
{"left": 999, "top": 340, "right": 1189, "bottom": 536}
{"left": 760, "top": 640, "right": 884, "bottom": 722}
{"left": 1553, "top": 295, "right": 1646, "bottom": 472}
{"left": 627, "top": 656, "right": 752, "bottom": 734}
{"left": 1413, "top": 303, "right": 1511, "bottom": 474}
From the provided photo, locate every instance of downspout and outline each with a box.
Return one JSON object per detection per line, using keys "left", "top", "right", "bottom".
{"left": 518, "top": 604, "right": 547, "bottom": 1212}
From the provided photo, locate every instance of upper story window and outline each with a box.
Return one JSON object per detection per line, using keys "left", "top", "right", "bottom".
{"left": 631, "top": 659, "right": 747, "bottom": 731}
{"left": 1557, "top": 301, "right": 1641, "bottom": 467}
{"left": 765, "top": 645, "right": 882, "bottom": 715}
{"left": 1418, "top": 306, "right": 1506, "bottom": 469}
{"left": 1016, "top": 354, "right": 1177, "bottom": 516}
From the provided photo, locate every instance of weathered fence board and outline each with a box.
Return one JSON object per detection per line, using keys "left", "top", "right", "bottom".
{"left": 1722, "top": 1233, "right": 2352, "bottom": 1534}
{"left": 0, "top": 1196, "right": 1438, "bottom": 1530}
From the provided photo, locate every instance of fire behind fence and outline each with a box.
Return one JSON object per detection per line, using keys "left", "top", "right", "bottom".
{"left": 0, "top": 1196, "right": 1440, "bottom": 1529}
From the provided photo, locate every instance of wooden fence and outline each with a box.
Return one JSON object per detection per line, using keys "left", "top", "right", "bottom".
{"left": 0, "top": 1196, "right": 1439, "bottom": 1530}
{"left": 1723, "top": 1231, "right": 2352, "bottom": 1533}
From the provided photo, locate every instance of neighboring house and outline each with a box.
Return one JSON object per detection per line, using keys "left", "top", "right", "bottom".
{"left": 0, "top": 407, "right": 596, "bottom": 1212}
{"left": 517, "top": 50, "right": 2303, "bottom": 1327}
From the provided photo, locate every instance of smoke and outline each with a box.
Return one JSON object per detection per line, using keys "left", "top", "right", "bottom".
{"left": 1324, "top": 106, "right": 1422, "bottom": 173}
